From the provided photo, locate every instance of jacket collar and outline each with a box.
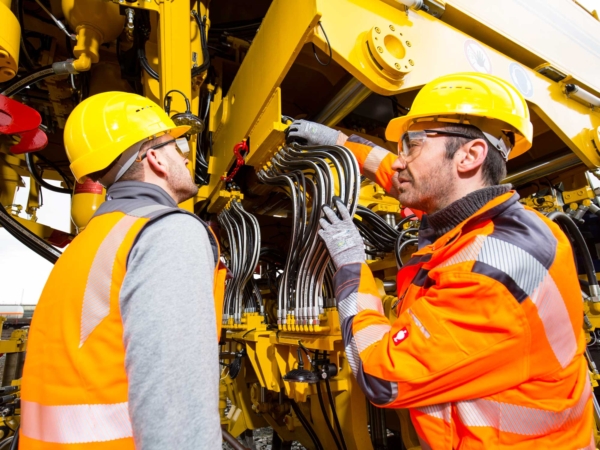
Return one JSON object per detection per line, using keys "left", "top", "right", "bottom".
{"left": 417, "top": 189, "right": 520, "bottom": 250}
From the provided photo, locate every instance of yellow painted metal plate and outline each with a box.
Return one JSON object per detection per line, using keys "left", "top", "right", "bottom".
{"left": 446, "top": 0, "right": 600, "bottom": 95}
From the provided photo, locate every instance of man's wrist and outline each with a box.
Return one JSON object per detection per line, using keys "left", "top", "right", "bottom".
{"left": 336, "top": 132, "right": 348, "bottom": 146}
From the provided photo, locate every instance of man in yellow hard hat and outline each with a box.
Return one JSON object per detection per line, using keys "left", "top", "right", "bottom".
{"left": 20, "top": 92, "right": 226, "bottom": 450}
{"left": 287, "top": 73, "right": 593, "bottom": 449}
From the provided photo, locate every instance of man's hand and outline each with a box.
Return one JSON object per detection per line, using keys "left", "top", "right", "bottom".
{"left": 318, "top": 200, "right": 365, "bottom": 269}
{"left": 286, "top": 119, "right": 341, "bottom": 146}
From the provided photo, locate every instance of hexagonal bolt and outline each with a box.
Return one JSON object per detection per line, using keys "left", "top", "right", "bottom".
{"left": 377, "top": 46, "right": 384, "bottom": 53}
{"left": 394, "top": 63, "right": 401, "bottom": 70}
{"left": 389, "top": 25, "right": 396, "bottom": 31}
{"left": 406, "top": 41, "right": 412, "bottom": 47}
{"left": 375, "top": 27, "right": 381, "bottom": 34}
{"left": 409, "top": 59, "right": 415, "bottom": 66}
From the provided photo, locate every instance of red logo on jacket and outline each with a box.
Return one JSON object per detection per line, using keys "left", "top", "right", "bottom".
{"left": 392, "top": 327, "right": 409, "bottom": 345}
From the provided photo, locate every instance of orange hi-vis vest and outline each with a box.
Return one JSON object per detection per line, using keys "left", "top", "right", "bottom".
{"left": 20, "top": 201, "right": 226, "bottom": 449}
{"left": 339, "top": 136, "right": 595, "bottom": 449}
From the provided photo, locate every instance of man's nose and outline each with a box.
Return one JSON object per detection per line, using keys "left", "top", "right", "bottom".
{"left": 391, "top": 154, "right": 407, "bottom": 171}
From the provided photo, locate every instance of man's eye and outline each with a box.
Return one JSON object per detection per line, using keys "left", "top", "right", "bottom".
{"left": 408, "top": 140, "right": 421, "bottom": 148}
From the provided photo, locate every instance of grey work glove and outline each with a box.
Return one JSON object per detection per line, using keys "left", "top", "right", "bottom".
{"left": 318, "top": 200, "right": 366, "bottom": 269}
{"left": 286, "top": 119, "right": 340, "bottom": 146}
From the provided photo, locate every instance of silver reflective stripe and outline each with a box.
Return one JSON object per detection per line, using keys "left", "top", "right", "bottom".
{"left": 456, "top": 381, "right": 591, "bottom": 436}
{"left": 437, "top": 235, "right": 577, "bottom": 368}
{"left": 354, "top": 323, "right": 391, "bottom": 354}
{"left": 21, "top": 400, "right": 132, "bottom": 444}
{"left": 80, "top": 215, "right": 139, "bottom": 347}
{"left": 362, "top": 146, "right": 389, "bottom": 179}
{"left": 337, "top": 292, "right": 358, "bottom": 322}
{"left": 437, "top": 235, "right": 486, "bottom": 268}
{"left": 416, "top": 402, "right": 451, "bottom": 423}
{"left": 345, "top": 336, "right": 360, "bottom": 374}
{"left": 357, "top": 292, "right": 384, "bottom": 314}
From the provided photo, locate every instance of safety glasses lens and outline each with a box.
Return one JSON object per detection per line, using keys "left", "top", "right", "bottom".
{"left": 175, "top": 137, "right": 190, "bottom": 158}
{"left": 400, "top": 130, "right": 427, "bottom": 157}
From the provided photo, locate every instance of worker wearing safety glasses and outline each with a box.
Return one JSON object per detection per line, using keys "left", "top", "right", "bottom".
{"left": 20, "top": 92, "right": 226, "bottom": 450}
{"left": 286, "top": 73, "right": 593, "bottom": 449}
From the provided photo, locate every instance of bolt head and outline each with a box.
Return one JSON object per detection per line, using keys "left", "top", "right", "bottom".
{"left": 377, "top": 46, "right": 384, "bottom": 53}
{"left": 394, "top": 63, "right": 401, "bottom": 69}
{"left": 406, "top": 41, "right": 412, "bottom": 47}
{"left": 409, "top": 59, "right": 415, "bottom": 66}
{"left": 375, "top": 27, "right": 381, "bottom": 34}
{"left": 389, "top": 25, "right": 395, "bottom": 31}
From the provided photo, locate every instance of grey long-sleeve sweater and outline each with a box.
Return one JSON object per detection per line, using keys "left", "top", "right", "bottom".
{"left": 108, "top": 182, "right": 221, "bottom": 449}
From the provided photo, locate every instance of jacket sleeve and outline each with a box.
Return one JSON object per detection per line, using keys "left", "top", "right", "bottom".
{"left": 334, "top": 258, "right": 531, "bottom": 409}
{"left": 120, "top": 214, "right": 222, "bottom": 450}
{"left": 344, "top": 135, "right": 400, "bottom": 196}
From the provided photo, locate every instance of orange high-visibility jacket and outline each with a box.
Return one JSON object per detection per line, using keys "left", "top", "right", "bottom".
{"left": 338, "top": 136, "right": 594, "bottom": 449}
{"left": 20, "top": 198, "right": 226, "bottom": 449}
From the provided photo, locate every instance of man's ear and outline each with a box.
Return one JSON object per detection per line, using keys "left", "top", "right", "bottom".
{"left": 456, "top": 138, "right": 487, "bottom": 175}
{"left": 146, "top": 149, "right": 169, "bottom": 178}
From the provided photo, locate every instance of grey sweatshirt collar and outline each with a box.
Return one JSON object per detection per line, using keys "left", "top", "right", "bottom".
{"left": 106, "top": 181, "right": 177, "bottom": 207}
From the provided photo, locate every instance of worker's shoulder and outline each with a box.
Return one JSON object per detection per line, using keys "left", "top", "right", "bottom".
{"left": 138, "top": 210, "right": 210, "bottom": 244}
{"left": 484, "top": 200, "right": 557, "bottom": 269}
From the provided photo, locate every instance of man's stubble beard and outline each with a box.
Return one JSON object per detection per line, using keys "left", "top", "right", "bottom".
{"left": 167, "top": 155, "right": 199, "bottom": 203}
{"left": 397, "top": 160, "right": 455, "bottom": 214}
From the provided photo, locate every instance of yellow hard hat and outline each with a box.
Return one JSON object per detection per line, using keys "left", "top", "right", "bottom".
{"left": 65, "top": 91, "right": 190, "bottom": 182}
{"left": 386, "top": 72, "right": 533, "bottom": 160}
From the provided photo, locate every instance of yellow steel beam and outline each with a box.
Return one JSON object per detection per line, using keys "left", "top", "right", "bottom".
{"left": 309, "top": 0, "right": 600, "bottom": 169}
{"left": 198, "top": 0, "right": 321, "bottom": 203}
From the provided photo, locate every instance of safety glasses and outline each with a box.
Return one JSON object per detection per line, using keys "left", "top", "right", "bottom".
{"left": 399, "top": 129, "right": 474, "bottom": 159}
{"left": 136, "top": 137, "right": 190, "bottom": 162}
{"left": 399, "top": 128, "right": 515, "bottom": 160}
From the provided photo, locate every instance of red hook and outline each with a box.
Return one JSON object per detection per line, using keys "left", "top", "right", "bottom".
{"left": 221, "top": 140, "right": 248, "bottom": 183}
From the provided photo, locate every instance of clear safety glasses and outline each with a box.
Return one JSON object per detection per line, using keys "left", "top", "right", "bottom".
{"left": 399, "top": 128, "right": 515, "bottom": 160}
{"left": 136, "top": 137, "right": 190, "bottom": 162}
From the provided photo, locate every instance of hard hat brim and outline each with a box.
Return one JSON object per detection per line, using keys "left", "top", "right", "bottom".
{"left": 385, "top": 116, "right": 410, "bottom": 142}
{"left": 168, "top": 125, "right": 191, "bottom": 139}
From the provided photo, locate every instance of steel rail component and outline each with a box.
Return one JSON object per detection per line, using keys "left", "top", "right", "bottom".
{"left": 312, "top": 78, "right": 372, "bottom": 127}
{"left": 503, "top": 152, "right": 582, "bottom": 187}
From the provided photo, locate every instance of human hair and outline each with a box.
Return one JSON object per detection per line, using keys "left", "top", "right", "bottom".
{"left": 442, "top": 124, "right": 507, "bottom": 186}
{"left": 87, "top": 139, "right": 154, "bottom": 185}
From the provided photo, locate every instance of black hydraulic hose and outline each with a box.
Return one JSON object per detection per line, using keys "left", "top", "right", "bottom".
{"left": 317, "top": 381, "right": 342, "bottom": 450}
{"left": 191, "top": 10, "right": 210, "bottom": 75}
{"left": 25, "top": 153, "right": 72, "bottom": 194}
{"left": 0, "top": 199, "right": 61, "bottom": 263}
{"left": 138, "top": 47, "right": 159, "bottom": 80}
{"left": 547, "top": 212, "right": 598, "bottom": 289}
{"left": 289, "top": 399, "right": 324, "bottom": 450}
{"left": 1, "top": 65, "right": 55, "bottom": 97}
{"left": 395, "top": 214, "right": 417, "bottom": 230}
{"left": 325, "top": 377, "right": 348, "bottom": 450}
{"left": 138, "top": 11, "right": 210, "bottom": 82}
{"left": 396, "top": 238, "right": 418, "bottom": 268}
{"left": 8, "top": 426, "right": 18, "bottom": 450}
{"left": 35, "top": 153, "right": 73, "bottom": 190}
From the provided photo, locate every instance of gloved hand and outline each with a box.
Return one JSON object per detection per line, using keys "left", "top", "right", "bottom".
{"left": 286, "top": 119, "right": 340, "bottom": 146}
{"left": 318, "top": 200, "right": 365, "bottom": 269}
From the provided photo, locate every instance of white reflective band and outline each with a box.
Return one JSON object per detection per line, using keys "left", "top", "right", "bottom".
{"left": 456, "top": 382, "right": 591, "bottom": 436}
{"left": 354, "top": 324, "right": 391, "bottom": 354}
{"left": 416, "top": 402, "right": 451, "bottom": 423}
{"left": 22, "top": 400, "right": 133, "bottom": 444}
{"left": 362, "top": 146, "right": 389, "bottom": 178}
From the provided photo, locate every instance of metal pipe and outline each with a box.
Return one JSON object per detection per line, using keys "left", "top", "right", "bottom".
{"left": 313, "top": 78, "right": 372, "bottom": 127}
{"left": 221, "top": 429, "right": 250, "bottom": 450}
{"left": 503, "top": 152, "right": 582, "bottom": 187}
